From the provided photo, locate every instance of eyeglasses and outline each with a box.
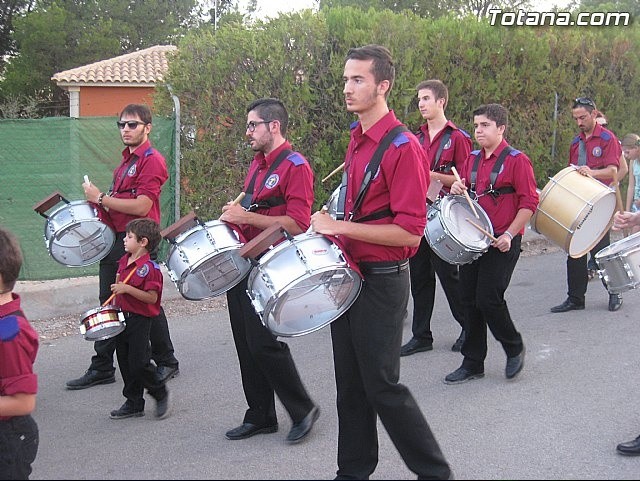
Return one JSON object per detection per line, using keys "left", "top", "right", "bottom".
{"left": 573, "top": 97, "right": 596, "bottom": 108}
{"left": 117, "top": 120, "right": 147, "bottom": 129}
{"left": 246, "top": 120, "right": 272, "bottom": 132}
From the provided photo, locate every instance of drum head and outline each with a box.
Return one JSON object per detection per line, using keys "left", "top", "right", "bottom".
{"left": 262, "top": 267, "right": 362, "bottom": 337}
{"left": 442, "top": 196, "right": 492, "bottom": 252}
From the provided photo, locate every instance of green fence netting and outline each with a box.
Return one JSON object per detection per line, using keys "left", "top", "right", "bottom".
{"left": 0, "top": 116, "right": 177, "bottom": 281}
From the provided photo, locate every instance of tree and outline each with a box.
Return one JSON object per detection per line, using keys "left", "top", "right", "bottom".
{"left": 0, "top": 0, "right": 35, "bottom": 73}
{"left": 0, "top": 0, "right": 199, "bottom": 116}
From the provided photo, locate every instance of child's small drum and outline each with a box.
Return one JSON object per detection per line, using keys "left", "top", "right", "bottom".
{"left": 79, "top": 305, "right": 125, "bottom": 341}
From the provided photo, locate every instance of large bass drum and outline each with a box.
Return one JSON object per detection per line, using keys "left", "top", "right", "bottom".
{"left": 425, "top": 195, "right": 494, "bottom": 265}
{"left": 246, "top": 232, "right": 362, "bottom": 337}
{"left": 530, "top": 165, "right": 615, "bottom": 258}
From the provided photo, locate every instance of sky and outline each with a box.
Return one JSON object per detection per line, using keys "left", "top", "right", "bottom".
{"left": 252, "top": 0, "right": 575, "bottom": 19}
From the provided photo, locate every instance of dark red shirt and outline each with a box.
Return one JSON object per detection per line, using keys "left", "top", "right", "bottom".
{"left": 340, "top": 111, "right": 429, "bottom": 263}
{"left": 104, "top": 140, "right": 168, "bottom": 232}
{"left": 418, "top": 120, "right": 472, "bottom": 194}
{"left": 236, "top": 140, "right": 314, "bottom": 242}
{"left": 461, "top": 140, "right": 539, "bottom": 235}
{"left": 114, "top": 253, "right": 163, "bottom": 317}
{"left": 569, "top": 124, "right": 621, "bottom": 186}
{"left": 0, "top": 294, "right": 39, "bottom": 421}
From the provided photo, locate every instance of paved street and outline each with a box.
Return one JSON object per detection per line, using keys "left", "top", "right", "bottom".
{"left": 25, "top": 248, "right": 640, "bottom": 480}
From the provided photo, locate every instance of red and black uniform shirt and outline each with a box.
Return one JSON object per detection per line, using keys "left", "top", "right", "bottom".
{"left": 418, "top": 120, "right": 472, "bottom": 195}
{"left": 569, "top": 123, "right": 621, "bottom": 186}
{"left": 0, "top": 294, "right": 39, "bottom": 421}
{"left": 101, "top": 139, "right": 168, "bottom": 232}
{"left": 114, "top": 252, "right": 163, "bottom": 318}
{"left": 340, "top": 111, "right": 429, "bottom": 263}
{"left": 460, "top": 140, "right": 539, "bottom": 235}
{"left": 234, "top": 140, "right": 314, "bottom": 242}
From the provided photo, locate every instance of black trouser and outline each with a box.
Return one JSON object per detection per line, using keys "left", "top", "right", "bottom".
{"left": 409, "top": 237, "right": 466, "bottom": 343}
{"left": 89, "top": 232, "right": 178, "bottom": 373}
{"left": 331, "top": 264, "right": 450, "bottom": 480}
{"left": 115, "top": 312, "right": 167, "bottom": 411}
{"left": 567, "top": 231, "right": 611, "bottom": 304}
{"left": 0, "top": 415, "right": 38, "bottom": 480}
{"left": 226, "top": 276, "right": 314, "bottom": 426}
{"left": 459, "top": 236, "right": 524, "bottom": 370}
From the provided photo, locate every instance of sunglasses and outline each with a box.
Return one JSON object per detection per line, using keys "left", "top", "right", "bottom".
{"left": 573, "top": 97, "right": 596, "bottom": 108}
{"left": 117, "top": 120, "right": 147, "bottom": 129}
{"left": 246, "top": 120, "right": 272, "bottom": 132}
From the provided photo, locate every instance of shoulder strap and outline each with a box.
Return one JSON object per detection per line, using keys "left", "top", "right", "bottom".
{"left": 471, "top": 146, "right": 515, "bottom": 197}
{"left": 431, "top": 126, "right": 453, "bottom": 171}
{"left": 578, "top": 138, "right": 587, "bottom": 166}
{"left": 350, "top": 125, "right": 410, "bottom": 219}
{"left": 240, "top": 149, "right": 292, "bottom": 210}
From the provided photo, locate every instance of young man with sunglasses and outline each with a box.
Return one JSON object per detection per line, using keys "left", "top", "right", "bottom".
{"left": 550, "top": 97, "right": 623, "bottom": 313}
{"left": 219, "top": 98, "right": 319, "bottom": 445}
{"left": 66, "top": 104, "right": 180, "bottom": 390}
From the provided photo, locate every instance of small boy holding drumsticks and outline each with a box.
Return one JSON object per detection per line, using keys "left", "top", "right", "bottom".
{"left": 109, "top": 218, "right": 170, "bottom": 420}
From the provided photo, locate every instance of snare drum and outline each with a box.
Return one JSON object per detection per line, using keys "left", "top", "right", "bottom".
{"left": 246, "top": 232, "right": 362, "bottom": 337}
{"left": 34, "top": 193, "right": 115, "bottom": 267}
{"left": 425, "top": 195, "right": 494, "bottom": 265}
{"left": 595, "top": 230, "right": 640, "bottom": 294}
{"left": 79, "top": 305, "right": 125, "bottom": 341}
{"left": 530, "top": 166, "right": 616, "bottom": 258}
{"left": 164, "top": 219, "right": 251, "bottom": 300}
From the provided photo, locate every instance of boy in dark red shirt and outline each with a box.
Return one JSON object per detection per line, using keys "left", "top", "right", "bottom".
{"left": 109, "top": 218, "right": 170, "bottom": 420}
{"left": 0, "top": 227, "right": 39, "bottom": 479}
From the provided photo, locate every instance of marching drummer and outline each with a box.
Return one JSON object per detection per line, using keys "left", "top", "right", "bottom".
{"left": 218, "top": 98, "right": 319, "bottom": 444}
{"left": 445, "top": 103, "right": 538, "bottom": 385}
{"left": 311, "top": 45, "right": 452, "bottom": 480}
{"left": 550, "top": 97, "right": 623, "bottom": 313}
{"left": 400, "top": 79, "right": 472, "bottom": 357}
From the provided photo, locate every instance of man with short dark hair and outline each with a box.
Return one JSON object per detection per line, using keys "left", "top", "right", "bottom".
{"left": 66, "top": 103, "right": 180, "bottom": 390}
{"left": 550, "top": 97, "right": 622, "bottom": 313}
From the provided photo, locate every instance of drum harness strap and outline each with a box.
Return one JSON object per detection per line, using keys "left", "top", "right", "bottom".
{"left": 418, "top": 126, "right": 454, "bottom": 173}
{"left": 577, "top": 138, "right": 587, "bottom": 166}
{"left": 239, "top": 149, "right": 292, "bottom": 212}
{"left": 336, "top": 125, "right": 410, "bottom": 223}
{"left": 107, "top": 147, "right": 155, "bottom": 197}
{"left": 470, "top": 146, "right": 515, "bottom": 202}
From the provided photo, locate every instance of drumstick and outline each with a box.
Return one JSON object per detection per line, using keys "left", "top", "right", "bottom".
{"left": 465, "top": 218, "right": 498, "bottom": 242}
{"left": 232, "top": 192, "right": 245, "bottom": 205}
{"left": 102, "top": 268, "right": 136, "bottom": 307}
{"left": 322, "top": 162, "right": 345, "bottom": 183}
{"left": 306, "top": 206, "right": 329, "bottom": 233}
{"left": 83, "top": 175, "right": 90, "bottom": 185}
{"left": 451, "top": 166, "right": 480, "bottom": 219}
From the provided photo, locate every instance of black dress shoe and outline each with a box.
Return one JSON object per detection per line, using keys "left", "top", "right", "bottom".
{"left": 287, "top": 405, "right": 320, "bottom": 444}
{"left": 451, "top": 331, "right": 465, "bottom": 352}
{"left": 156, "top": 365, "right": 179, "bottom": 384}
{"left": 110, "top": 402, "right": 144, "bottom": 419}
{"left": 505, "top": 345, "right": 525, "bottom": 379}
{"left": 617, "top": 435, "right": 640, "bottom": 456}
{"left": 66, "top": 369, "right": 116, "bottom": 390}
{"left": 550, "top": 298, "right": 585, "bottom": 313}
{"left": 444, "top": 366, "right": 484, "bottom": 385}
{"left": 225, "top": 422, "right": 278, "bottom": 440}
{"left": 609, "top": 293, "right": 623, "bottom": 312}
{"left": 400, "top": 338, "right": 433, "bottom": 357}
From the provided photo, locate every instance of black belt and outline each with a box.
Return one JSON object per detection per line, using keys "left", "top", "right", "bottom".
{"left": 359, "top": 259, "right": 409, "bottom": 275}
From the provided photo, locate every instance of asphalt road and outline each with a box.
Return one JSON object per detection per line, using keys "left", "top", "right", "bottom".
{"left": 27, "top": 248, "right": 640, "bottom": 480}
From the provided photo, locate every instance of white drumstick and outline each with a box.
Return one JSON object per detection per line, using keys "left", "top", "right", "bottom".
{"left": 84, "top": 175, "right": 90, "bottom": 184}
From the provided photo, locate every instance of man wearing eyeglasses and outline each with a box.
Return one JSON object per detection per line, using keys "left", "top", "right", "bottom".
{"left": 219, "top": 98, "right": 319, "bottom": 444}
{"left": 66, "top": 104, "right": 180, "bottom": 391}
{"left": 550, "top": 97, "right": 623, "bottom": 313}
